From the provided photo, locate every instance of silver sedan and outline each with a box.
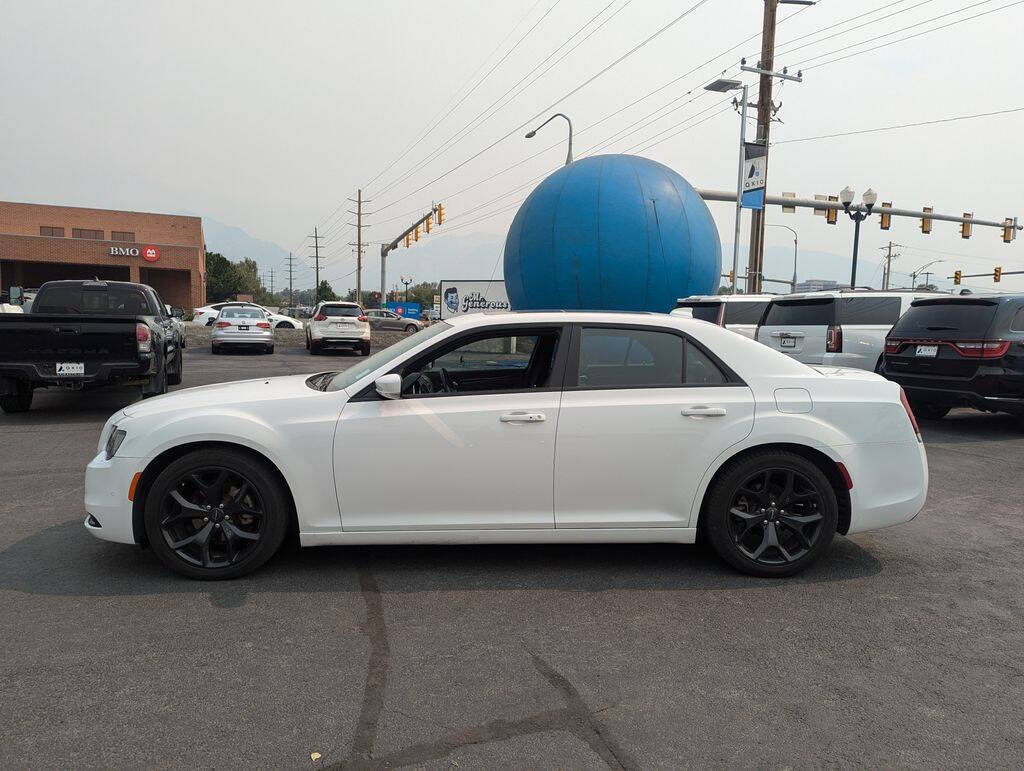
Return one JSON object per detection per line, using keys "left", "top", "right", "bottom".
{"left": 211, "top": 306, "right": 275, "bottom": 354}
{"left": 365, "top": 308, "right": 423, "bottom": 333}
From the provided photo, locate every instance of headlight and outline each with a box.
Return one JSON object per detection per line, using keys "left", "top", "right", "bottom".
{"left": 105, "top": 426, "right": 127, "bottom": 460}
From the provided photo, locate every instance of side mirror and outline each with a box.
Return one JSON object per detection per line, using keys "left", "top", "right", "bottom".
{"left": 171, "top": 307, "right": 184, "bottom": 319}
{"left": 374, "top": 373, "right": 402, "bottom": 400}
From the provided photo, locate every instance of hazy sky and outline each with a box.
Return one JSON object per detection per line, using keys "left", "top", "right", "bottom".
{"left": 3, "top": 0, "right": 1023, "bottom": 292}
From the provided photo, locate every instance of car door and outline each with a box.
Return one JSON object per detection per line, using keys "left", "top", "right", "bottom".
{"left": 335, "top": 324, "right": 568, "bottom": 531}
{"left": 383, "top": 311, "right": 402, "bottom": 330}
{"left": 554, "top": 324, "right": 755, "bottom": 529}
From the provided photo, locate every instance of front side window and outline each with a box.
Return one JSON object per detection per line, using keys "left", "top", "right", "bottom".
{"left": 578, "top": 328, "right": 683, "bottom": 388}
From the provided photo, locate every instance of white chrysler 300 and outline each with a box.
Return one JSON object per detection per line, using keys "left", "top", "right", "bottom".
{"left": 85, "top": 312, "right": 928, "bottom": 580}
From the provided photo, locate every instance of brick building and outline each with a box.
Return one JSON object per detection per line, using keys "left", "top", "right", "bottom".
{"left": 0, "top": 201, "right": 205, "bottom": 310}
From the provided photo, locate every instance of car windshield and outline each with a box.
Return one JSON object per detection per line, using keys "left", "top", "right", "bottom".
{"left": 322, "top": 322, "right": 451, "bottom": 392}
{"left": 221, "top": 307, "right": 263, "bottom": 319}
{"left": 321, "top": 305, "right": 362, "bottom": 317}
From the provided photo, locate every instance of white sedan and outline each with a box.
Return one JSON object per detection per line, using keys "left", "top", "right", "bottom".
{"left": 192, "top": 302, "right": 303, "bottom": 330}
{"left": 84, "top": 311, "right": 928, "bottom": 580}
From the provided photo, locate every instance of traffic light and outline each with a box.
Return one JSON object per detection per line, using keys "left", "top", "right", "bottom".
{"left": 436, "top": 203, "right": 445, "bottom": 225}
{"left": 404, "top": 233, "right": 412, "bottom": 248}
{"left": 414, "top": 224, "right": 421, "bottom": 242}
{"left": 880, "top": 202, "right": 892, "bottom": 230}
{"left": 1004, "top": 218, "right": 1017, "bottom": 244}
{"left": 994, "top": 266, "right": 1002, "bottom": 282}
{"left": 425, "top": 213, "right": 432, "bottom": 234}
{"left": 826, "top": 195, "right": 838, "bottom": 225}
{"left": 921, "top": 206, "right": 932, "bottom": 234}
{"left": 953, "top": 270, "right": 962, "bottom": 286}
{"left": 728, "top": 269, "right": 734, "bottom": 284}
{"left": 961, "top": 212, "right": 972, "bottom": 239}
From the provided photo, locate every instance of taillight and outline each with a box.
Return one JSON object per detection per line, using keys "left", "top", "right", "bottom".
{"left": 952, "top": 340, "right": 1010, "bottom": 358}
{"left": 215, "top": 321, "right": 231, "bottom": 328}
{"left": 257, "top": 322, "right": 271, "bottom": 329}
{"left": 136, "top": 322, "right": 152, "bottom": 353}
{"left": 314, "top": 313, "right": 327, "bottom": 321}
{"left": 884, "top": 339, "right": 900, "bottom": 354}
{"left": 357, "top": 315, "right": 368, "bottom": 322}
{"left": 899, "top": 387, "right": 922, "bottom": 442}
{"left": 826, "top": 324, "right": 843, "bottom": 353}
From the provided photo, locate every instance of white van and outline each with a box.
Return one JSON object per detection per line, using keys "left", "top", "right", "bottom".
{"left": 671, "top": 294, "right": 774, "bottom": 339}
{"left": 756, "top": 289, "right": 941, "bottom": 371}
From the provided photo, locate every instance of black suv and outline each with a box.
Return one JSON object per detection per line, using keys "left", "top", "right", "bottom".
{"left": 880, "top": 294, "right": 1024, "bottom": 419}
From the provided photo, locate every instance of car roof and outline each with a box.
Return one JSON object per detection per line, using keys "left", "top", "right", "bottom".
{"left": 676, "top": 294, "right": 776, "bottom": 303}
{"left": 444, "top": 310, "right": 706, "bottom": 329}
{"left": 781, "top": 289, "right": 946, "bottom": 300}
{"left": 319, "top": 301, "right": 360, "bottom": 306}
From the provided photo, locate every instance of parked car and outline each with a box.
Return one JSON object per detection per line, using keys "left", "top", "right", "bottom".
{"left": 365, "top": 308, "right": 423, "bottom": 333}
{"left": 306, "top": 301, "right": 370, "bottom": 355}
{"left": 0, "top": 280, "right": 183, "bottom": 412}
{"left": 192, "top": 302, "right": 302, "bottom": 329}
{"left": 211, "top": 305, "right": 275, "bottom": 355}
{"left": 880, "top": 294, "right": 1024, "bottom": 419}
{"left": 671, "top": 294, "right": 774, "bottom": 339}
{"left": 0, "top": 303, "right": 24, "bottom": 313}
{"left": 165, "top": 304, "right": 187, "bottom": 348}
{"left": 85, "top": 311, "right": 927, "bottom": 580}
{"left": 756, "top": 289, "right": 940, "bottom": 371}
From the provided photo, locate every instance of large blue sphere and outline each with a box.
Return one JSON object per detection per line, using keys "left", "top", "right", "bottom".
{"left": 503, "top": 154, "right": 721, "bottom": 313}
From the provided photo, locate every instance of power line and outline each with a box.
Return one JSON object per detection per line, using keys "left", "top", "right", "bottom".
{"left": 773, "top": 106, "right": 1024, "bottom": 144}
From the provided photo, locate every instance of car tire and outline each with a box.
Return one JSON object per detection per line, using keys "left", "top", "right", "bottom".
{"left": 266, "top": 345, "right": 275, "bottom": 355}
{"left": 211, "top": 344, "right": 220, "bottom": 355}
{"left": 404, "top": 324, "right": 418, "bottom": 333}
{"left": 704, "top": 450, "right": 838, "bottom": 578}
{"left": 167, "top": 348, "right": 183, "bottom": 386}
{"left": 305, "top": 334, "right": 310, "bottom": 350}
{"left": 0, "top": 384, "right": 33, "bottom": 413}
{"left": 310, "top": 339, "right": 321, "bottom": 355}
{"left": 143, "top": 448, "right": 290, "bottom": 580}
{"left": 277, "top": 321, "right": 294, "bottom": 329}
{"left": 910, "top": 401, "right": 949, "bottom": 420}
{"left": 360, "top": 343, "right": 371, "bottom": 356}
{"left": 142, "top": 361, "right": 168, "bottom": 399}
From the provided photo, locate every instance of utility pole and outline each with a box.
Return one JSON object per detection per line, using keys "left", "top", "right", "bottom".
{"left": 879, "top": 241, "right": 900, "bottom": 290}
{"left": 309, "top": 226, "right": 322, "bottom": 303}
{"left": 268, "top": 268, "right": 274, "bottom": 298}
{"left": 347, "top": 189, "right": 369, "bottom": 304}
{"left": 286, "top": 252, "right": 295, "bottom": 307}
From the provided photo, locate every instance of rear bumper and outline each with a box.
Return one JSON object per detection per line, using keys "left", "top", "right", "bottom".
{"left": 0, "top": 356, "right": 154, "bottom": 388}
{"left": 312, "top": 328, "right": 370, "bottom": 343}
{"left": 211, "top": 331, "right": 274, "bottom": 345}
{"left": 881, "top": 365, "right": 1024, "bottom": 413}
{"left": 843, "top": 439, "right": 928, "bottom": 534}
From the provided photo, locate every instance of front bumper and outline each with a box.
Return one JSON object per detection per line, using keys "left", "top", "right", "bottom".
{"left": 84, "top": 452, "right": 141, "bottom": 544}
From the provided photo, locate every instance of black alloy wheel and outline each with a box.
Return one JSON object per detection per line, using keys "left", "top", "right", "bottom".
{"left": 144, "top": 449, "right": 288, "bottom": 579}
{"left": 705, "top": 451, "right": 838, "bottom": 577}
{"left": 278, "top": 321, "right": 294, "bottom": 329}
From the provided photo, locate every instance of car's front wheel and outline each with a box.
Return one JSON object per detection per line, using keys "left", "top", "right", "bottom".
{"left": 277, "top": 321, "right": 294, "bottom": 329}
{"left": 704, "top": 451, "right": 838, "bottom": 577}
{"left": 143, "top": 448, "right": 289, "bottom": 580}
{"left": 404, "top": 324, "right": 418, "bottom": 333}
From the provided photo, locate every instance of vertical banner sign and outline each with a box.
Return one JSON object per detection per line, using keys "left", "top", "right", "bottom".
{"left": 741, "top": 142, "right": 767, "bottom": 210}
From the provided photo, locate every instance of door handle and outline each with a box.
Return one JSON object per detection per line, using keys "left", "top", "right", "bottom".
{"left": 681, "top": 406, "right": 727, "bottom": 417}
{"left": 500, "top": 412, "right": 546, "bottom": 423}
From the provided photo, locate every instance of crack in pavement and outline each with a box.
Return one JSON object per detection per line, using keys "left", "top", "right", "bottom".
{"left": 325, "top": 573, "right": 635, "bottom": 770}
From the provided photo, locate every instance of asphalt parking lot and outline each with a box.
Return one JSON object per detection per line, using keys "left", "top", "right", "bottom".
{"left": 2, "top": 345, "right": 1023, "bottom": 769}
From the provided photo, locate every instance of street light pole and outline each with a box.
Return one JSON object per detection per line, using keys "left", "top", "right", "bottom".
{"left": 839, "top": 186, "right": 878, "bottom": 288}
{"left": 766, "top": 223, "right": 798, "bottom": 292}
{"left": 525, "top": 113, "right": 573, "bottom": 166}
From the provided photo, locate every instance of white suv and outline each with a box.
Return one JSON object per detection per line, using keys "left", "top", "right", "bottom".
{"left": 757, "top": 289, "right": 941, "bottom": 371}
{"left": 671, "top": 295, "right": 774, "bottom": 339}
{"left": 306, "top": 302, "right": 370, "bottom": 356}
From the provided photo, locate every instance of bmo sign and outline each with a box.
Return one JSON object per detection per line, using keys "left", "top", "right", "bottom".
{"left": 109, "top": 245, "right": 161, "bottom": 262}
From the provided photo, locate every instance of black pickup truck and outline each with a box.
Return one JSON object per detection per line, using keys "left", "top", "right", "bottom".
{"left": 0, "top": 280, "right": 184, "bottom": 413}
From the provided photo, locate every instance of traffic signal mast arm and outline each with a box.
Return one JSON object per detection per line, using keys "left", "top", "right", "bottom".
{"left": 696, "top": 189, "right": 1020, "bottom": 238}
{"left": 380, "top": 205, "right": 442, "bottom": 259}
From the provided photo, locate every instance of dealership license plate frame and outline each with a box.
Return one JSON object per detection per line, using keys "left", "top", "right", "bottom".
{"left": 238, "top": 325, "right": 249, "bottom": 331}
{"left": 780, "top": 336, "right": 796, "bottom": 348}
{"left": 56, "top": 362, "right": 85, "bottom": 376}
{"left": 915, "top": 344, "right": 938, "bottom": 357}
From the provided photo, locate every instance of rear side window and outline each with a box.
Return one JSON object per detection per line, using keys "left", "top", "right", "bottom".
{"left": 890, "top": 300, "right": 1000, "bottom": 339}
{"left": 839, "top": 297, "right": 901, "bottom": 325}
{"left": 1011, "top": 307, "right": 1024, "bottom": 332}
{"left": 321, "top": 305, "right": 362, "bottom": 317}
{"left": 685, "top": 341, "right": 727, "bottom": 385}
{"left": 579, "top": 328, "right": 683, "bottom": 388}
{"left": 763, "top": 298, "right": 836, "bottom": 326}
{"left": 677, "top": 302, "right": 720, "bottom": 323}
{"left": 723, "top": 301, "right": 769, "bottom": 325}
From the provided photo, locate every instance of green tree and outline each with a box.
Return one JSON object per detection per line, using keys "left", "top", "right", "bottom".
{"left": 205, "top": 251, "right": 241, "bottom": 302}
{"left": 318, "top": 280, "right": 338, "bottom": 301}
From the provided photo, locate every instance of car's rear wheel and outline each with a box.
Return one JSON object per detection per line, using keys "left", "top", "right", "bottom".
{"left": 167, "top": 348, "right": 183, "bottom": 385}
{"left": 704, "top": 451, "right": 838, "bottom": 577}
{"left": 360, "top": 342, "right": 371, "bottom": 356}
{"left": 0, "top": 383, "right": 33, "bottom": 413}
{"left": 265, "top": 344, "right": 275, "bottom": 354}
{"left": 277, "top": 321, "right": 294, "bottom": 329}
{"left": 310, "top": 339, "right": 321, "bottom": 355}
{"left": 143, "top": 448, "right": 289, "bottom": 580}
{"left": 142, "top": 361, "right": 168, "bottom": 399}
{"left": 404, "top": 324, "right": 417, "bottom": 333}
{"left": 910, "top": 401, "right": 950, "bottom": 420}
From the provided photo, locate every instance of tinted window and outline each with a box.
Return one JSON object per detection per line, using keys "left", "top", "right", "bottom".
{"left": 890, "top": 300, "right": 1000, "bottom": 340}
{"left": 839, "top": 297, "right": 901, "bottom": 325}
{"left": 579, "top": 328, "right": 682, "bottom": 388}
{"left": 723, "top": 301, "right": 769, "bottom": 325}
{"left": 685, "top": 341, "right": 727, "bottom": 385}
{"left": 221, "top": 307, "right": 264, "bottom": 319}
{"left": 763, "top": 298, "right": 836, "bottom": 326}
{"left": 321, "top": 305, "right": 362, "bottom": 317}
{"left": 34, "top": 285, "right": 152, "bottom": 315}
{"left": 433, "top": 335, "right": 537, "bottom": 372}
{"left": 1011, "top": 307, "right": 1024, "bottom": 333}
{"left": 677, "top": 302, "right": 720, "bottom": 323}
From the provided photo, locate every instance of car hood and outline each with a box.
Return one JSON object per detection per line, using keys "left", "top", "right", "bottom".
{"left": 121, "top": 373, "right": 330, "bottom": 418}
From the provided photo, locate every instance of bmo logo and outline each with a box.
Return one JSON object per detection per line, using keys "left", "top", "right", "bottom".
{"left": 109, "top": 245, "right": 160, "bottom": 262}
